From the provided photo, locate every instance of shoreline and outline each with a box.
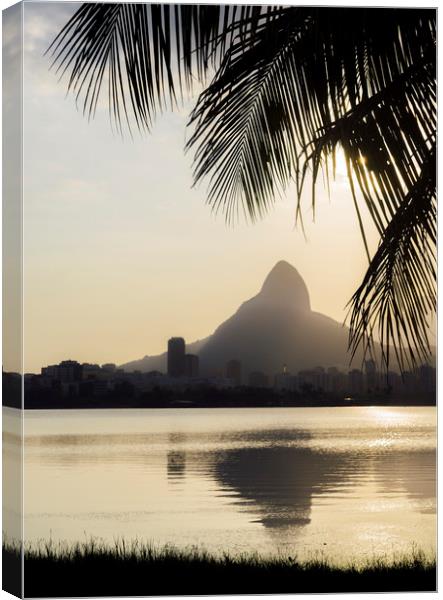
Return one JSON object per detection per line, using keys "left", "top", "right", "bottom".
{"left": 4, "top": 541, "right": 437, "bottom": 596}
{"left": 4, "top": 397, "right": 437, "bottom": 410}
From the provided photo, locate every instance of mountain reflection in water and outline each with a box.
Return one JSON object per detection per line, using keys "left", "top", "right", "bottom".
{"left": 165, "top": 428, "right": 435, "bottom": 544}
{"left": 182, "top": 429, "right": 356, "bottom": 542}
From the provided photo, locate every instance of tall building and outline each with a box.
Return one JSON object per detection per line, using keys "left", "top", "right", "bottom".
{"left": 326, "top": 367, "right": 345, "bottom": 393}
{"left": 274, "top": 366, "right": 297, "bottom": 391}
{"left": 167, "top": 337, "right": 186, "bottom": 377}
{"left": 185, "top": 354, "right": 199, "bottom": 378}
{"left": 226, "top": 359, "right": 242, "bottom": 386}
{"left": 298, "top": 369, "right": 316, "bottom": 390}
{"left": 313, "top": 366, "right": 326, "bottom": 390}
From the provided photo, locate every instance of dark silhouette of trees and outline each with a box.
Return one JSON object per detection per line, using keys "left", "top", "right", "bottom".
{"left": 48, "top": 5, "right": 436, "bottom": 370}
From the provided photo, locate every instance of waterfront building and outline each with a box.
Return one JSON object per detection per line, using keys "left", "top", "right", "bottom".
{"left": 326, "top": 367, "right": 345, "bottom": 393}
{"left": 82, "top": 363, "right": 103, "bottom": 380}
{"left": 167, "top": 337, "right": 186, "bottom": 377}
{"left": 386, "top": 371, "right": 402, "bottom": 393}
{"left": 274, "top": 365, "right": 297, "bottom": 391}
{"left": 58, "top": 360, "right": 83, "bottom": 383}
{"left": 298, "top": 369, "right": 317, "bottom": 390}
{"left": 348, "top": 369, "right": 364, "bottom": 395}
{"left": 364, "top": 359, "right": 378, "bottom": 392}
{"left": 226, "top": 359, "right": 242, "bottom": 386}
{"left": 248, "top": 371, "right": 269, "bottom": 388}
{"left": 185, "top": 354, "right": 199, "bottom": 378}
{"left": 418, "top": 363, "right": 436, "bottom": 393}
{"left": 41, "top": 365, "right": 59, "bottom": 378}
{"left": 313, "top": 366, "right": 327, "bottom": 390}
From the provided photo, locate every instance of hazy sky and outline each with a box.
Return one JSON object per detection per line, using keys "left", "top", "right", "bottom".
{"left": 20, "top": 2, "right": 387, "bottom": 373}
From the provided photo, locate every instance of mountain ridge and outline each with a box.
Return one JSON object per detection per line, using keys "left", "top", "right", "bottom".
{"left": 120, "top": 261, "right": 368, "bottom": 375}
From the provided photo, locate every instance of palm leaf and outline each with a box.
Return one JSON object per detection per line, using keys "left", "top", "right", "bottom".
{"left": 348, "top": 145, "right": 436, "bottom": 370}
{"left": 46, "top": 3, "right": 276, "bottom": 133}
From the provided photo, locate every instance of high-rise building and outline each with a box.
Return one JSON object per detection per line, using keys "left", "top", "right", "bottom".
{"left": 167, "top": 337, "right": 186, "bottom": 377}
{"left": 298, "top": 369, "right": 316, "bottom": 390}
{"left": 313, "top": 366, "right": 326, "bottom": 390}
{"left": 185, "top": 354, "right": 199, "bottom": 378}
{"left": 226, "top": 359, "right": 242, "bottom": 386}
{"left": 274, "top": 366, "right": 297, "bottom": 391}
{"left": 326, "top": 367, "right": 345, "bottom": 393}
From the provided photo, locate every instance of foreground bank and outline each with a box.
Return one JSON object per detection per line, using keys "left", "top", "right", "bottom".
{"left": 4, "top": 542, "right": 436, "bottom": 596}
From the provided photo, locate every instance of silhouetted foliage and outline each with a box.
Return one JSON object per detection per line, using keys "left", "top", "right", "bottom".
{"left": 3, "top": 540, "right": 435, "bottom": 596}
{"left": 48, "top": 6, "right": 436, "bottom": 371}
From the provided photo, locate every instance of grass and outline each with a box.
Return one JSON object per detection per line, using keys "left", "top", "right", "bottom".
{"left": 3, "top": 539, "right": 437, "bottom": 597}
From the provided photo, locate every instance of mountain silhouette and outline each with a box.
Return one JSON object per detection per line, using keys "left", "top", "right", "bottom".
{"left": 121, "top": 261, "right": 371, "bottom": 375}
{"left": 197, "top": 261, "right": 364, "bottom": 376}
{"left": 259, "top": 260, "right": 311, "bottom": 310}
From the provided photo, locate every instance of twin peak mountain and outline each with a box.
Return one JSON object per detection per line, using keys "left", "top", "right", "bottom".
{"left": 122, "top": 260, "right": 366, "bottom": 375}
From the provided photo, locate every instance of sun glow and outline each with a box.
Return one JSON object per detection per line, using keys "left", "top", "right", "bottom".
{"left": 333, "top": 148, "right": 367, "bottom": 178}
{"left": 334, "top": 148, "right": 348, "bottom": 178}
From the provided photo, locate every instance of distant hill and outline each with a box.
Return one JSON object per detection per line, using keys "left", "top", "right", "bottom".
{"left": 121, "top": 261, "right": 374, "bottom": 376}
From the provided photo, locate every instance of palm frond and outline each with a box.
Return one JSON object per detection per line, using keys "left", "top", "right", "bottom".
{"left": 47, "top": 3, "right": 277, "bottom": 133}
{"left": 348, "top": 145, "right": 436, "bottom": 371}
{"left": 187, "top": 8, "right": 313, "bottom": 221}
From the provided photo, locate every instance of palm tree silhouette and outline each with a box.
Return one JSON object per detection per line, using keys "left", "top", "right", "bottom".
{"left": 48, "top": 5, "right": 436, "bottom": 371}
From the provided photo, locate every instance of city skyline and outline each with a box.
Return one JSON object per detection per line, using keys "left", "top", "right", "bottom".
{"left": 7, "top": 325, "right": 433, "bottom": 412}
{"left": 18, "top": 348, "right": 436, "bottom": 405}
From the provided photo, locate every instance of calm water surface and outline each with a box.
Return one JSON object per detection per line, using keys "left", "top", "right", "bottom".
{"left": 4, "top": 406, "right": 436, "bottom": 563}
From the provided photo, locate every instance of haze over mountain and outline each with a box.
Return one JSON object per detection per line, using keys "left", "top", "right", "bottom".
{"left": 121, "top": 261, "right": 369, "bottom": 375}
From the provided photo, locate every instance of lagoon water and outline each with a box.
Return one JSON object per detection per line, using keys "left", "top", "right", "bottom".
{"left": 4, "top": 406, "right": 436, "bottom": 564}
